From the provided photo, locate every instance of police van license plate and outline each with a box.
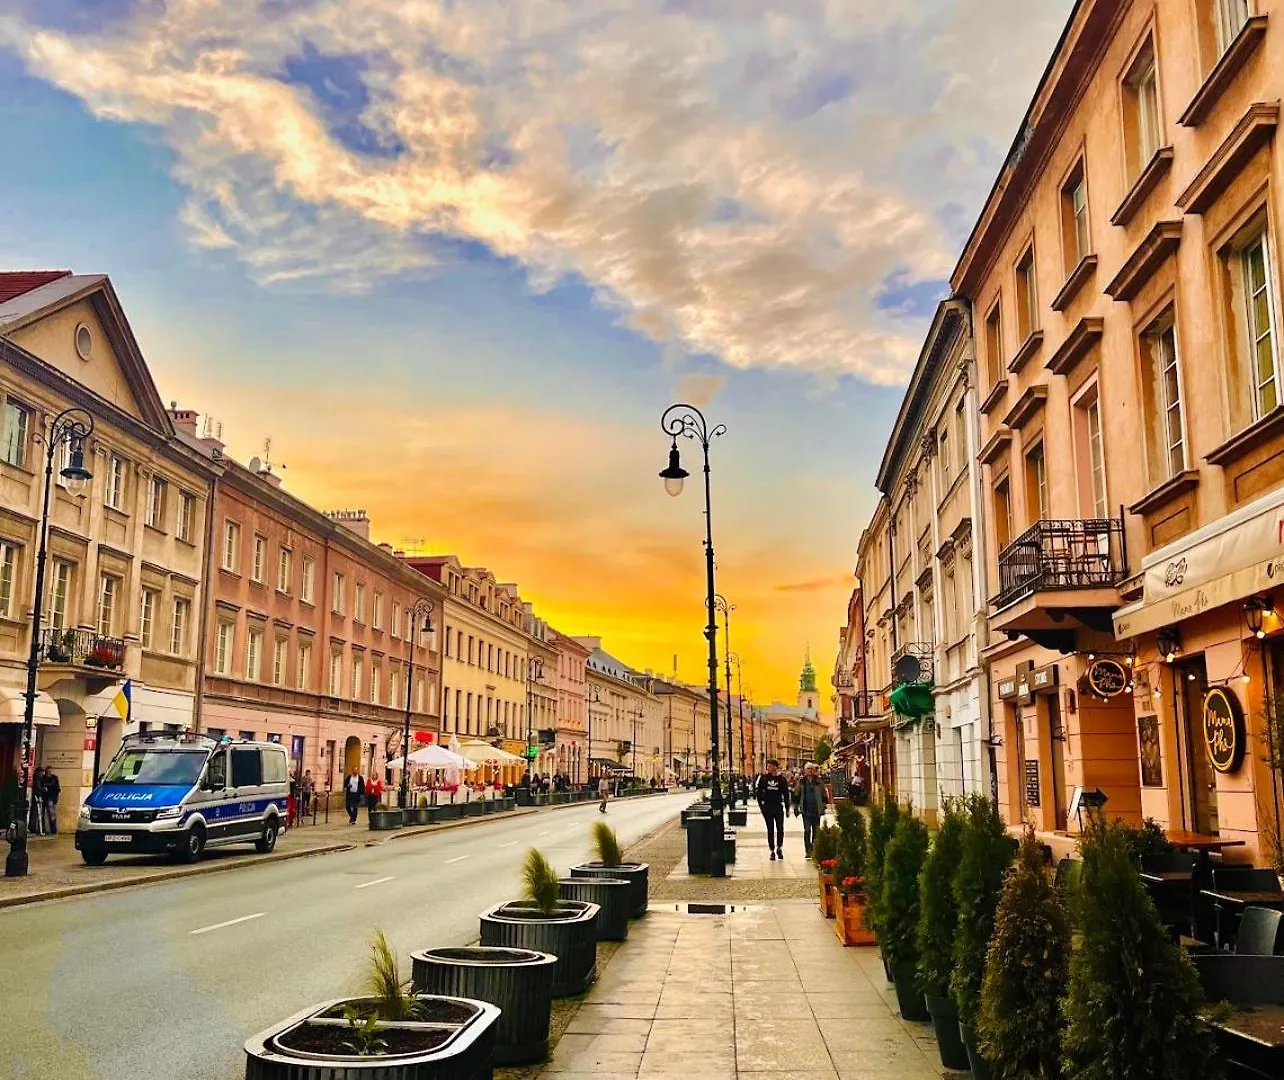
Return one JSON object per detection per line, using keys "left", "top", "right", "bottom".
{"left": 104, "top": 834, "right": 132, "bottom": 843}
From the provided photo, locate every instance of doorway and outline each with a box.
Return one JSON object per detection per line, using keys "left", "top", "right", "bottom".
{"left": 343, "top": 735, "right": 362, "bottom": 778}
{"left": 1048, "top": 694, "right": 1068, "bottom": 831}
{"left": 1176, "top": 657, "right": 1218, "bottom": 834}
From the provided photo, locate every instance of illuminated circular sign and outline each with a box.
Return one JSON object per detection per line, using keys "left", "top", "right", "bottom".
{"left": 1202, "top": 686, "right": 1245, "bottom": 774}
{"left": 1087, "top": 659, "right": 1128, "bottom": 698}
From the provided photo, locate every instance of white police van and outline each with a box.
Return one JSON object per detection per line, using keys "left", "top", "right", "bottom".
{"left": 75, "top": 730, "right": 289, "bottom": 865}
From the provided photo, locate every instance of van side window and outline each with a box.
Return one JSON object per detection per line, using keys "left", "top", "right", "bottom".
{"left": 231, "top": 748, "right": 263, "bottom": 788}
{"left": 207, "top": 752, "right": 227, "bottom": 789}
{"left": 263, "top": 749, "right": 287, "bottom": 784}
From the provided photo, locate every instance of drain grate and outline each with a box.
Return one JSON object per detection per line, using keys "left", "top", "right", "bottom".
{"left": 671, "top": 902, "right": 752, "bottom": 915}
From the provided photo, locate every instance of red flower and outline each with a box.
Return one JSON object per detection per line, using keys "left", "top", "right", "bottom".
{"left": 841, "top": 876, "right": 857, "bottom": 889}
{"left": 820, "top": 859, "right": 838, "bottom": 869}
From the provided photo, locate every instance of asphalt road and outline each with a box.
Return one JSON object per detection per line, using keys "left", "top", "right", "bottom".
{"left": 0, "top": 791, "right": 692, "bottom": 1080}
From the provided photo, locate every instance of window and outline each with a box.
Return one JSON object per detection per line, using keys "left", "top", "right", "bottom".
{"left": 171, "top": 598, "right": 190, "bottom": 655}
{"left": 97, "top": 574, "right": 119, "bottom": 636}
{"left": 1061, "top": 161, "right": 1091, "bottom": 272}
{"left": 445, "top": 626, "right": 452, "bottom": 658}
{"left": 373, "top": 591, "right": 383, "bottom": 630}
{"left": 1243, "top": 231, "right": 1279, "bottom": 417}
{"left": 177, "top": 492, "right": 196, "bottom": 543}
{"left": 278, "top": 547, "right": 292, "bottom": 593}
{"left": 328, "top": 650, "right": 342, "bottom": 697}
{"left": 140, "top": 588, "right": 158, "bottom": 649}
{"left": 1215, "top": 0, "right": 1251, "bottom": 56}
{"left": 332, "top": 571, "right": 345, "bottom": 615}
{"left": 487, "top": 643, "right": 494, "bottom": 671}
{"left": 954, "top": 399, "right": 968, "bottom": 475}
{"left": 1072, "top": 388, "right": 1110, "bottom": 520}
{"left": 416, "top": 676, "right": 425, "bottom": 713}
{"left": 391, "top": 601, "right": 401, "bottom": 640}
{"left": 145, "top": 476, "right": 166, "bottom": 529}
{"left": 222, "top": 521, "right": 240, "bottom": 572}
{"left": 215, "top": 621, "right": 234, "bottom": 675}
{"left": 468, "top": 635, "right": 475, "bottom": 665}
{"left": 297, "top": 642, "right": 311, "bottom": 691}
{"left": 1140, "top": 311, "right": 1186, "bottom": 485}
{"left": 301, "top": 556, "right": 315, "bottom": 603}
{"left": 246, "top": 627, "right": 263, "bottom": 682}
{"left": 404, "top": 609, "right": 413, "bottom": 641}
{"left": 1024, "top": 444, "right": 1048, "bottom": 523}
{"left": 231, "top": 748, "right": 263, "bottom": 788}
{"left": 390, "top": 666, "right": 400, "bottom": 709}
{"left": 371, "top": 660, "right": 381, "bottom": 705}
{"left": 105, "top": 455, "right": 126, "bottom": 511}
{"left": 457, "top": 630, "right": 464, "bottom": 660}
{"left": 354, "top": 583, "right": 366, "bottom": 623}
{"left": 48, "top": 560, "right": 71, "bottom": 629}
{"left": 0, "top": 542, "right": 15, "bottom": 618}
{"left": 352, "top": 654, "right": 364, "bottom": 700}
{"left": 262, "top": 748, "right": 287, "bottom": 784}
{"left": 985, "top": 300, "right": 1004, "bottom": 385}
{"left": 1, "top": 400, "right": 29, "bottom": 468}
{"left": 1016, "top": 247, "right": 1039, "bottom": 341}
{"left": 1124, "top": 39, "right": 1162, "bottom": 177}
{"left": 272, "top": 637, "right": 286, "bottom": 685}
{"left": 994, "top": 478, "right": 1014, "bottom": 552}
{"left": 251, "top": 535, "right": 266, "bottom": 583}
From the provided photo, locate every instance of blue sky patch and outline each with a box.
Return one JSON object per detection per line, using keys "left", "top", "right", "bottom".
{"left": 875, "top": 272, "right": 948, "bottom": 319}
{"left": 281, "top": 44, "right": 406, "bottom": 159}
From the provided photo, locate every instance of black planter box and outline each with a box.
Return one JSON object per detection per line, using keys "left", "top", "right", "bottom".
{"left": 724, "top": 832, "right": 736, "bottom": 864}
{"left": 370, "top": 809, "right": 404, "bottom": 831}
{"left": 478, "top": 901, "right": 599, "bottom": 997}
{"left": 568, "top": 862, "right": 649, "bottom": 919}
{"left": 558, "top": 877, "right": 630, "bottom": 942}
{"left": 890, "top": 961, "right": 929, "bottom": 1022}
{"left": 464, "top": 801, "right": 484, "bottom": 817}
{"left": 502, "top": 798, "right": 516, "bottom": 812}
{"left": 728, "top": 808, "right": 747, "bottom": 827}
{"left": 424, "top": 806, "right": 445, "bottom": 824}
{"left": 481, "top": 800, "right": 496, "bottom": 814}
{"left": 404, "top": 807, "right": 430, "bottom": 826}
{"left": 960, "top": 1020, "right": 994, "bottom": 1080}
{"left": 924, "top": 993, "right": 969, "bottom": 1071}
{"left": 411, "top": 947, "right": 556, "bottom": 1066}
{"left": 244, "top": 994, "right": 499, "bottom": 1080}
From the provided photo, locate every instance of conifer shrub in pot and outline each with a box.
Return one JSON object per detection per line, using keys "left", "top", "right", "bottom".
{"left": 880, "top": 811, "right": 931, "bottom": 1022}
{"left": 812, "top": 823, "right": 841, "bottom": 917}
{"left": 977, "top": 827, "right": 1070, "bottom": 1080}
{"left": 569, "top": 823, "right": 649, "bottom": 918}
{"left": 865, "top": 793, "right": 902, "bottom": 981}
{"left": 950, "top": 793, "right": 1015, "bottom": 1080}
{"left": 915, "top": 800, "right": 968, "bottom": 1070}
{"left": 479, "top": 850, "right": 600, "bottom": 997}
{"left": 245, "top": 930, "right": 500, "bottom": 1079}
{"left": 1061, "top": 818, "right": 1218, "bottom": 1080}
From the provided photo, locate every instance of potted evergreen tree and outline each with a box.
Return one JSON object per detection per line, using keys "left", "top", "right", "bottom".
{"left": 916, "top": 800, "right": 968, "bottom": 1070}
{"left": 1061, "top": 818, "right": 1218, "bottom": 1080}
{"left": 569, "top": 822, "right": 649, "bottom": 918}
{"left": 865, "top": 792, "right": 902, "bottom": 981}
{"left": 977, "top": 827, "right": 1070, "bottom": 1080}
{"left": 832, "top": 803, "right": 873, "bottom": 944}
{"left": 812, "top": 823, "right": 841, "bottom": 917}
{"left": 951, "top": 792, "right": 1014, "bottom": 1080}
{"left": 880, "top": 812, "right": 930, "bottom": 1022}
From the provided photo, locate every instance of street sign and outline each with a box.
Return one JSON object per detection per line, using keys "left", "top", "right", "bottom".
{"left": 525, "top": 745, "right": 539, "bottom": 759}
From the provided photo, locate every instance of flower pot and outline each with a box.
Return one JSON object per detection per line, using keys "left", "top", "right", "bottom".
{"left": 960, "top": 1020, "right": 994, "bottom": 1080}
{"left": 243, "top": 994, "right": 499, "bottom": 1079}
{"left": 924, "top": 993, "right": 970, "bottom": 1071}
{"left": 818, "top": 873, "right": 836, "bottom": 918}
{"left": 728, "top": 808, "right": 747, "bottom": 827}
{"left": 569, "top": 862, "right": 649, "bottom": 919}
{"left": 404, "top": 807, "right": 430, "bottom": 826}
{"left": 558, "top": 877, "right": 630, "bottom": 941}
{"left": 879, "top": 947, "right": 893, "bottom": 983}
{"left": 465, "top": 801, "right": 484, "bottom": 817}
{"left": 410, "top": 947, "right": 556, "bottom": 1066}
{"left": 478, "top": 900, "right": 599, "bottom": 997}
{"left": 889, "top": 961, "right": 929, "bottom": 1022}
{"left": 369, "top": 809, "right": 404, "bottom": 831}
{"left": 833, "top": 890, "right": 877, "bottom": 947}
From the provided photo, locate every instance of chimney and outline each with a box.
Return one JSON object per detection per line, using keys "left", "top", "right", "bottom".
{"left": 168, "top": 402, "right": 200, "bottom": 438}
{"left": 378, "top": 542, "right": 394, "bottom": 554}
{"left": 325, "top": 510, "right": 371, "bottom": 542}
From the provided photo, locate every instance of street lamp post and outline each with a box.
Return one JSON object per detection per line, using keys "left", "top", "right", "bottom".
{"left": 399, "top": 599, "right": 436, "bottom": 810}
{"left": 584, "top": 683, "right": 601, "bottom": 787}
{"left": 525, "top": 657, "right": 544, "bottom": 782}
{"left": 659, "top": 403, "right": 726, "bottom": 877}
{"left": 5, "top": 407, "right": 94, "bottom": 878}
{"left": 731, "top": 654, "right": 748, "bottom": 783}
{"left": 715, "top": 595, "right": 736, "bottom": 805}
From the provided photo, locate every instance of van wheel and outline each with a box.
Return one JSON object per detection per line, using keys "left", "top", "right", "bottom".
{"left": 80, "top": 846, "right": 108, "bottom": 866}
{"left": 255, "top": 818, "right": 279, "bottom": 854}
{"left": 179, "top": 823, "right": 206, "bottom": 863}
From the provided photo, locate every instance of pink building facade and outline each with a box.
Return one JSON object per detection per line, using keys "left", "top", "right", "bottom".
{"left": 551, "top": 629, "right": 589, "bottom": 784}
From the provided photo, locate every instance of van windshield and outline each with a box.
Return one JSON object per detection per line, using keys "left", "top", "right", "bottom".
{"left": 102, "top": 748, "right": 208, "bottom": 787}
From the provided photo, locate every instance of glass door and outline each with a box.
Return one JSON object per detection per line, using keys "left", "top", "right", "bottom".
{"left": 1176, "top": 657, "right": 1218, "bottom": 834}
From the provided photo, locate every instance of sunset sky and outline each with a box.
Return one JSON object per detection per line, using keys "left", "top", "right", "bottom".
{"left": 0, "top": 0, "right": 1072, "bottom": 704}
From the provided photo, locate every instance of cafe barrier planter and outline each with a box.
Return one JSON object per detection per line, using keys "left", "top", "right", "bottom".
{"left": 724, "top": 831, "right": 737, "bottom": 865}
{"left": 728, "top": 808, "right": 748, "bottom": 827}
{"left": 924, "top": 994, "right": 970, "bottom": 1072}
{"left": 890, "top": 961, "right": 929, "bottom": 1023}
{"left": 370, "top": 809, "right": 405, "bottom": 831}
{"left": 833, "top": 890, "right": 876, "bottom": 947}
{"left": 569, "top": 862, "right": 649, "bottom": 919}
{"left": 818, "top": 873, "right": 836, "bottom": 918}
{"left": 959, "top": 1021, "right": 994, "bottom": 1080}
{"left": 244, "top": 994, "right": 499, "bottom": 1080}
{"left": 404, "top": 808, "right": 430, "bottom": 826}
{"left": 478, "top": 901, "right": 599, "bottom": 997}
{"left": 410, "top": 947, "right": 556, "bottom": 1066}
{"left": 558, "top": 877, "right": 630, "bottom": 942}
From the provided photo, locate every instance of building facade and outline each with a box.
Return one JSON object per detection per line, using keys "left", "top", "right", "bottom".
{"left": 550, "top": 628, "right": 590, "bottom": 783}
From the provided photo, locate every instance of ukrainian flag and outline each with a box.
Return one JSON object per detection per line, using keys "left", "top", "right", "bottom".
{"left": 111, "top": 680, "right": 132, "bottom": 724}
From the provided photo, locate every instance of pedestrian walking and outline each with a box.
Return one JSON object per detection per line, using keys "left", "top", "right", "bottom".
{"left": 754, "top": 759, "right": 790, "bottom": 861}
{"left": 42, "top": 766, "right": 61, "bottom": 835}
{"left": 597, "top": 775, "right": 611, "bottom": 813}
{"left": 301, "top": 769, "right": 314, "bottom": 816}
{"left": 344, "top": 769, "right": 364, "bottom": 824}
{"left": 794, "top": 762, "right": 829, "bottom": 857}
{"left": 366, "top": 773, "right": 383, "bottom": 821}
{"left": 29, "top": 767, "right": 46, "bottom": 836}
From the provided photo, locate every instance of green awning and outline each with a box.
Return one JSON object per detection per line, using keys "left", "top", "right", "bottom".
{"left": 888, "top": 682, "right": 934, "bottom": 719}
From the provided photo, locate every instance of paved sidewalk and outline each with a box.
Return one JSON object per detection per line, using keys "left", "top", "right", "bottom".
{"left": 537, "top": 812, "right": 945, "bottom": 1080}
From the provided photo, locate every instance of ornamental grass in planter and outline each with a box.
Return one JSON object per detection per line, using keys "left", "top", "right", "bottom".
{"left": 880, "top": 812, "right": 930, "bottom": 1022}
{"left": 951, "top": 792, "right": 1015, "bottom": 1080}
{"left": 916, "top": 799, "right": 968, "bottom": 1071}
{"left": 977, "top": 827, "right": 1070, "bottom": 1080}
{"left": 1061, "top": 818, "right": 1218, "bottom": 1080}
{"left": 569, "top": 823, "right": 649, "bottom": 918}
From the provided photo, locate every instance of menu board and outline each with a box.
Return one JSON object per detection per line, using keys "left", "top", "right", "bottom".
{"left": 1024, "top": 760, "right": 1041, "bottom": 807}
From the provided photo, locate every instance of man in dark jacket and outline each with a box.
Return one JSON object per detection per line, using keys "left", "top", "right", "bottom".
{"left": 344, "top": 769, "right": 364, "bottom": 825}
{"left": 754, "top": 759, "right": 790, "bottom": 860}
{"left": 42, "top": 766, "right": 61, "bottom": 834}
{"left": 794, "top": 762, "right": 829, "bottom": 857}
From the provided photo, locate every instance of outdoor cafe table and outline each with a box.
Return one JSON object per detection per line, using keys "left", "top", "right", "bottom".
{"left": 1166, "top": 831, "right": 1248, "bottom": 854}
{"left": 1211, "top": 1003, "right": 1284, "bottom": 1077}
{"left": 1200, "top": 890, "right": 1284, "bottom": 910}
{"left": 1140, "top": 870, "right": 1194, "bottom": 884}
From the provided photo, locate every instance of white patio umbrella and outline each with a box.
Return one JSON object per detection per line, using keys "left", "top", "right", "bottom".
{"left": 457, "top": 739, "right": 525, "bottom": 766}
{"left": 388, "top": 743, "right": 474, "bottom": 771}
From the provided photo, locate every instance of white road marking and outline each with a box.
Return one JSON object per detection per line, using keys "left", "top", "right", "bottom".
{"left": 190, "top": 913, "right": 265, "bottom": 936}
{"left": 355, "top": 876, "right": 396, "bottom": 890}
{"left": 499, "top": 841, "right": 517, "bottom": 849}
{"left": 446, "top": 855, "right": 469, "bottom": 864}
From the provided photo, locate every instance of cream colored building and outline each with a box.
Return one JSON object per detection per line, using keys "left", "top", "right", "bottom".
{"left": 0, "top": 272, "right": 218, "bottom": 809}
{"left": 578, "top": 638, "right": 664, "bottom": 781}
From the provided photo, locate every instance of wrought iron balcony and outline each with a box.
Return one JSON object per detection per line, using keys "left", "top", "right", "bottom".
{"left": 41, "top": 627, "right": 126, "bottom": 670}
{"left": 847, "top": 689, "right": 886, "bottom": 718}
{"left": 995, "top": 518, "right": 1126, "bottom": 610}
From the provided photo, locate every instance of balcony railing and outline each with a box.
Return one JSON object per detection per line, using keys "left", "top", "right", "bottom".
{"left": 41, "top": 628, "right": 125, "bottom": 670}
{"left": 847, "top": 689, "right": 886, "bottom": 718}
{"left": 995, "top": 518, "right": 1126, "bottom": 610}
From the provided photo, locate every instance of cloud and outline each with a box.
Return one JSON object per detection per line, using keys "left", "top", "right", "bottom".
{"left": 775, "top": 575, "right": 853, "bottom": 594}
{"left": 0, "top": 1, "right": 1072, "bottom": 384}
{"left": 674, "top": 372, "right": 726, "bottom": 407}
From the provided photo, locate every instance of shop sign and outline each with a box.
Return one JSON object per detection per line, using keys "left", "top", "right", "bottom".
{"left": 1137, "top": 715, "right": 1162, "bottom": 787}
{"left": 1087, "top": 659, "right": 1128, "bottom": 698}
{"left": 997, "top": 677, "right": 1019, "bottom": 701}
{"left": 1024, "top": 760, "right": 1041, "bottom": 807}
{"left": 1202, "top": 687, "right": 1245, "bottom": 774}
{"left": 1031, "top": 664, "right": 1059, "bottom": 693}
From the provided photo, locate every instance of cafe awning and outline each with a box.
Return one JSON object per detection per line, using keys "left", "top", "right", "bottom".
{"left": 591, "top": 758, "right": 630, "bottom": 774}
{"left": 0, "top": 688, "right": 60, "bottom": 726}
{"left": 458, "top": 740, "right": 525, "bottom": 766}
{"left": 888, "top": 682, "right": 934, "bottom": 719}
